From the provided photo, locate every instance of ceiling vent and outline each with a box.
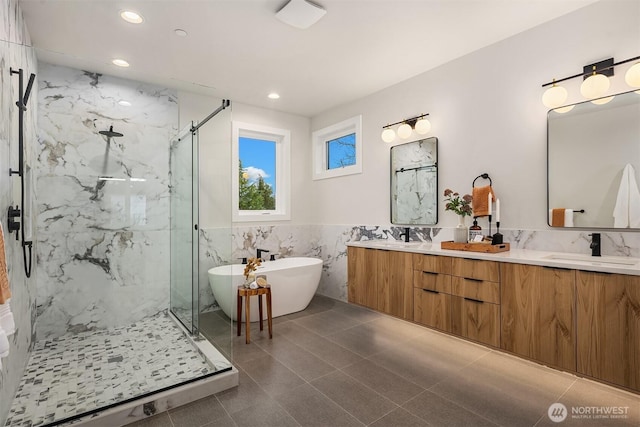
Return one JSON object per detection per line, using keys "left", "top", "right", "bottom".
{"left": 275, "top": 0, "right": 326, "bottom": 29}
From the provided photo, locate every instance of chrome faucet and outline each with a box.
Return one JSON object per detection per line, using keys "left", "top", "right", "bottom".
{"left": 256, "top": 248, "right": 270, "bottom": 261}
{"left": 589, "top": 233, "right": 601, "bottom": 257}
{"left": 399, "top": 227, "right": 410, "bottom": 242}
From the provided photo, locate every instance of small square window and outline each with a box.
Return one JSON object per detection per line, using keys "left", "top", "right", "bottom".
{"left": 326, "top": 133, "right": 356, "bottom": 170}
{"left": 313, "top": 115, "right": 362, "bottom": 180}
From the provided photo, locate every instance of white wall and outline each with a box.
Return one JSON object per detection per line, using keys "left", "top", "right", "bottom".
{"left": 310, "top": 0, "right": 640, "bottom": 230}
{"left": 180, "top": 94, "right": 313, "bottom": 227}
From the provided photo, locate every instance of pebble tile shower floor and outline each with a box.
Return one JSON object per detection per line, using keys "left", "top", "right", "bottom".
{"left": 4, "top": 312, "right": 218, "bottom": 427}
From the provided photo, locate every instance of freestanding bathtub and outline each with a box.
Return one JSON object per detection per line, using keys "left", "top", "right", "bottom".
{"left": 207, "top": 257, "right": 322, "bottom": 322}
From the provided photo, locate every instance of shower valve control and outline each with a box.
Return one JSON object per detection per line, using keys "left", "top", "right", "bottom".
{"left": 7, "top": 206, "right": 21, "bottom": 239}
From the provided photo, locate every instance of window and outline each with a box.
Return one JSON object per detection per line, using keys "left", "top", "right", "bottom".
{"left": 232, "top": 122, "right": 290, "bottom": 221}
{"left": 312, "top": 115, "right": 362, "bottom": 180}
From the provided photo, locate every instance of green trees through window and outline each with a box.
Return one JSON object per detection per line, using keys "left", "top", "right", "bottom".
{"left": 238, "top": 160, "right": 275, "bottom": 210}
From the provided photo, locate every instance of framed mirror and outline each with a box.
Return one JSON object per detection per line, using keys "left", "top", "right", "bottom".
{"left": 391, "top": 137, "right": 438, "bottom": 225}
{"left": 548, "top": 90, "right": 640, "bottom": 228}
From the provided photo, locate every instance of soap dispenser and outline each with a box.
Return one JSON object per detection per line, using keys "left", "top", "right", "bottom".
{"left": 469, "top": 219, "right": 482, "bottom": 241}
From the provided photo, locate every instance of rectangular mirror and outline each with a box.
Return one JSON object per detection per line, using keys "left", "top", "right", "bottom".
{"left": 391, "top": 137, "right": 438, "bottom": 225}
{"left": 548, "top": 90, "right": 640, "bottom": 228}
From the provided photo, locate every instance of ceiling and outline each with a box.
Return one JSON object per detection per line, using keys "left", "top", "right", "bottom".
{"left": 18, "top": 0, "right": 597, "bottom": 117}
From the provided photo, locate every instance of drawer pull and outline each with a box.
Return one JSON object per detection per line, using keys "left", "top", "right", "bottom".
{"left": 464, "top": 297, "right": 484, "bottom": 304}
{"left": 422, "top": 288, "right": 439, "bottom": 294}
{"left": 422, "top": 271, "right": 437, "bottom": 275}
{"left": 463, "top": 277, "right": 483, "bottom": 283}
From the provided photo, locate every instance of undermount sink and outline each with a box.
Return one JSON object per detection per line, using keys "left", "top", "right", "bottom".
{"left": 365, "top": 240, "right": 426, "bottom": 248}
{"left": 543, "top": 253, "right": 640, "bottom": 266}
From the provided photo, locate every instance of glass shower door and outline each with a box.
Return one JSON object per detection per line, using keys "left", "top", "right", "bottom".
{"left": 170, "top": 122, "right": 199, "bottom": 333}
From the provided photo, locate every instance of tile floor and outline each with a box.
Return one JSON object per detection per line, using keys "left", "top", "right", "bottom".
{"left": 130, "top": 295, "right": 640, "bottom": 427}
{"left": 5, "top": 312, "right": 226, "bottom": 427}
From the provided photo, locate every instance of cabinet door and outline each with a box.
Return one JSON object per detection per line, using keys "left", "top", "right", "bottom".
{"left": 347, "top": 247, "right": 377, "bottom": 308}
{"left": 577, "top": 271, "right": 640, "bottom": 391}
{"left": 414, "top": 288, "right": 451, "bottom": 332}
{"left": 451, "top": 296, "right": 500, "bottom": 347}
{"left": 501, "top": 263, "right": 576, "bottom": 371}
{"left": 378, "top": 250, "right": 413, "bottom": 319}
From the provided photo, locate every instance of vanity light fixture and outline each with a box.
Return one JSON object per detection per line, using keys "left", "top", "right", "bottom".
{"left": 542, "top": 55, "right": 640, "bottom": 110}
{"left": 268, "top": 92, "right": 280, "bottom": 99}
{"left": 381, "top": 113, "right": 430, "bottom": 143}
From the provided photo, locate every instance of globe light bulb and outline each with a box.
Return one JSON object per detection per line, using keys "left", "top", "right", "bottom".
{"left": 414, "top": 118, "right": 431, "bottom": 135}
{"left": 397, "top": 123, "right": 412, "bottom": 139}
{"left": 580, "top": 73, "right": 610, "bottom": 99}
{"left": 381, "top": 128, "right": 395, "bottom": 143}
{"left": 542, "top": 84, "right": 568, "bottom": 109}
{"left": 591, "top": 96, "right": 614, "bottom": 105}
{"left": 553, "top": 105, "right": 575, "bottom": 114}
{"left": 625, "top": 62, "right": 640, "bottom": 88}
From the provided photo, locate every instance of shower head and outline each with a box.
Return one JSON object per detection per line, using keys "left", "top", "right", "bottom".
{"left": 99, "top": 126, "right": 123, "bottom": 138}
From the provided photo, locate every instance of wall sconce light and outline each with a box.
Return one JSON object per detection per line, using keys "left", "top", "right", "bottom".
{"left": 542, "top": 55, "right": 640, "bottom": 111}
{"left": 381, "top": 113, "right": 430, "bottom": 143}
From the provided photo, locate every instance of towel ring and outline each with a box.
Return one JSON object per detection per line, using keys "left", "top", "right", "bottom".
{"left": 472, "top": 173, "right": 492, "bottom": 187}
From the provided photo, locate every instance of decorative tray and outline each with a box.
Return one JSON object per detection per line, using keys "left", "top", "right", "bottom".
{"left": 440, "top": 241, "right": 510, "bottom": 253}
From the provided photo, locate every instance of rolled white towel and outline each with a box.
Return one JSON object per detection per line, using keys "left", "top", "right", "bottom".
{"left": 0, "top": 300, "right": 15, "bottom": 336}
{"left": 0, "top": 327, "right": 9, "bottom": 358}
{"left": 564, "top": 209, "right": 574, "bottom": 227}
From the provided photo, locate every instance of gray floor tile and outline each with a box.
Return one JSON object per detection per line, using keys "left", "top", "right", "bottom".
{"left": 293, "top": 310, "right": 363, "bottom": 336}
{"left": 403, "top": 390, "right": 498, "bottom": 426}
{"left": 275, "top": 383, "right": 362, "bottom": 426}
{"left": 228, "top": 335, "right": 270, "bottom": 364}
{"left": 228, "top": 398, "right": 298, "bottom": 427}
{"left": 294, "top": 333, "right": 363, "bottom": 369}
{"left": 256, "top": 336, "right": 337, "bottom": 381}
{"left": 342, "top": 359, "right": 424, "bottom": 405}
{"left": 369, "top": 407, "right": 428, "bottom": 427}
{"left": 168, "top": 395, "right": 228, "bottom": 427}
{"left": 215, "top": 368, "right": 271, "bottom": 415}
{"left": 326, "top": 320, "right": 412, "bottom": 357}
{"left": 311, "top": 370, "right": 398, "bottom": 425}
{"left": 237, "top": 354, "right": 305, "bottom": 397}
{"left": 534, "top": 378, "right": 640, "bottom": 426}
{"left": 127, "top": 412, "right": 174, "bottom": 427}
{"left": 200, "top": 413, "right": 236, "bottom": 427}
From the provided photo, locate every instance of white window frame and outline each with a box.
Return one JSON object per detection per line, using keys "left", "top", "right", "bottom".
{"left": 232, "top": 121, "right": 291, "bottom": 222}
{"left": 312, "top": 115, "right": 362, "bottom": 180}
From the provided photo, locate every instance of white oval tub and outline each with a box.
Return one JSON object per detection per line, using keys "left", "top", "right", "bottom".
{"left": 207, "top": 257, "right": 322, "bottom": 322}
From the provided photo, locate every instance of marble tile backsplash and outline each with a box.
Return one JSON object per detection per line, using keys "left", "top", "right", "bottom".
{"left": 198, "top": 224, "right": 640, "bottom": 312}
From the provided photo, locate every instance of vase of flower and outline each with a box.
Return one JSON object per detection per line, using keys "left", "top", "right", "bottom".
{"left": 444, "top": 188, "right": 473, "bottom": 244}
{"left": 454, "top": 215, "right": 468, "bottom": 243}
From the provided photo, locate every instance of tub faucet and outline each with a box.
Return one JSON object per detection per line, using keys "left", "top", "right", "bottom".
{"left": 589, "top": 233, "right": 601, "bottom": 257}
{"left": 257, "top": 248, "right": 270, "bottom": 261}
{"left": 399, "top": 227, "right": 410, "bottom": 242}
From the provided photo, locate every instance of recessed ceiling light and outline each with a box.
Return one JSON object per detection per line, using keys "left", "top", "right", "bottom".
{"left": 174, "top": 29, "right": 188, "bottom": 37}
{"left": 118, "top": 100, "right": 132, "bottom": 107}
{"left": 112, "top": 59, "right": 130, "bottom": 67}
{"left": 120, "top": 10, "right": 143, "bottom": 24}
{"left": 268, "top": 92, "right": 280, "bottom": 99}
{"left": 120, "top": 10, "right": 144, "bottom": 24}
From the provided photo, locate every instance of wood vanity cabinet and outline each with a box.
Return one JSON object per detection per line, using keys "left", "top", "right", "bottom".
{"left": 413, "top": 254, "right": 452, "bottom": 332}
{"left": 576, "top": 271, "right": 640, "bottom": 391}
{"left": 450, "top": 258, "right": 500, "bottom": 347}
{"left": 347, "top": 246, "right": 413, "bottom": 320}
{"left": 500, "top": 263, "right": 576, "bottom": 371}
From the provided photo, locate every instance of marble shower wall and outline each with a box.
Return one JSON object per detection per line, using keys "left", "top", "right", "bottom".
{"left": 0, "top": 0, "right": 38, "bottom": 423}
{"left": 35, "top": 63, "right": 178, "bottom": 340}
{"left": 199, "top": 223, "right": 640, "bottom": 310}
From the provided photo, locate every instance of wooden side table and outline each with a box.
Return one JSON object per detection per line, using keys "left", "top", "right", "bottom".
{"left": 236, "top": 285, "right": 273, "bottom": 344}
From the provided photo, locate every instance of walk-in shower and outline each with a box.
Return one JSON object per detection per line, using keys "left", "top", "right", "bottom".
{"left": 0, "top": 49, "right": 236, "bottom": 426}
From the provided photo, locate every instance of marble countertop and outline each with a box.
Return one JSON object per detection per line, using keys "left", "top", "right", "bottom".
{"left": 346, "top": 240, "right": 640, "bottom": 276}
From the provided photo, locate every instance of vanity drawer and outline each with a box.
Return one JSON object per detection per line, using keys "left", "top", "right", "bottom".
{"left": 413, "top": 254, "right": 452, "bottom": 274}
{"left": 414, "top": 288, "right": 451, "bottom": 332}
{"left": 413, "top": 270, "right": 451, "bottom": 294}
{"left": 451, "top": 296, "right": 500, "bottom": 347}
{"left": 451, "top": 276, "right": 499, "bottom": 304}
{"left": 451, "top": 258, "right": 499, "bottom": 282}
